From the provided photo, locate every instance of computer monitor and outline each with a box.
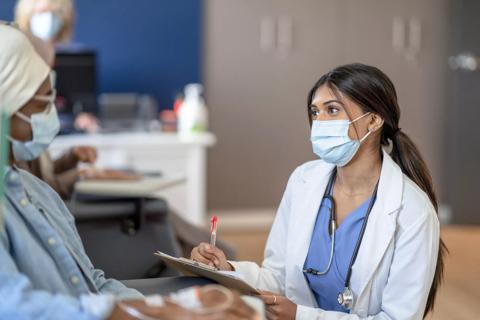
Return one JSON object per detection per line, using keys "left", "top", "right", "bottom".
{"left": 54, "top": 49, "right": 97, "bottom": 116}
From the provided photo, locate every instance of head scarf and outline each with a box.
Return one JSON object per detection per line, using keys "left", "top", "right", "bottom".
{"left": 0, "top": 24, "right": 50, "bottom": 116}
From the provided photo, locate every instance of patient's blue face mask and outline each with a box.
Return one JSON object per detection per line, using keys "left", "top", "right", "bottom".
{"left": 9, "top": 91, "right": 60, "bottom": 161}
{"left": 310, "top": 112, "right": 372, "bottom": 167}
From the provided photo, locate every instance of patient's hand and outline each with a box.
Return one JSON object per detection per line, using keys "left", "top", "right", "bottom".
{"left": 191, "top": 242, "right": 233, "bottom": 271}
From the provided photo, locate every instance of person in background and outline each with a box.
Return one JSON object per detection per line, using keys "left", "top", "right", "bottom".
{"left": 15, "top": 0, "right": 74, "bottom": 45}
{"left": 16, "top": 0, "right": 100, "bottom": 132}
{"left": 0, "top": 23, "right": 257, "bottom": 320}
{"left": 15, "top": 0, "right": 74, "bottom": 66}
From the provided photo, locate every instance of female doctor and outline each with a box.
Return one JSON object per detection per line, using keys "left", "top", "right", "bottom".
{"left": 191, "top": 63, "right": 445, "bottom": 319}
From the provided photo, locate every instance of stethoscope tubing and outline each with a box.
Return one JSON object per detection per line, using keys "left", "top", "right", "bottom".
{"left": 304, "top": 168, "right": 379, "bottom": 291}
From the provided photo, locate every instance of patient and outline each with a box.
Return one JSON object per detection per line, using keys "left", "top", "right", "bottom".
{"left": 0, "top": 24, "right": 256, "bottom": 320}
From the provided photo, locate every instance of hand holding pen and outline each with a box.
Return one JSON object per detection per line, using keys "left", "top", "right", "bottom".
{"left": 190, "top": 215, "right": 234, "bottom": 271}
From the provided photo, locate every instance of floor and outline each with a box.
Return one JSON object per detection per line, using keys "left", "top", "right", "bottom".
{"left": 220, "top": 220, "right": 480, "bottom": 320}
{"left": 425, "top": 226, "right": 480, "bottom": 320}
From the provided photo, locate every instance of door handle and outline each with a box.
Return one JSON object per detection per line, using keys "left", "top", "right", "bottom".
{"left": 449, "top": 53, "right": 480, "bottom": 71}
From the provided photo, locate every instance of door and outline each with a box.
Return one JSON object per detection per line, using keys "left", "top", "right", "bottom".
{"left": 447, "top": 0, "right": 480, "bottom": 224}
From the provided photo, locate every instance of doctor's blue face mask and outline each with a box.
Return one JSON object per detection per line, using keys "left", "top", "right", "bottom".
{"left": 310, "top": 112, "right": 372, "bottom": 167}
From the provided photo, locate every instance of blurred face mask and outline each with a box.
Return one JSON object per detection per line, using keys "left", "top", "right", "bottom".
{"left": 9, "top": 88, "right": 60, "bottom": 161}
{"left": 310, "top": 112, "right": 372, "bottom": 167}
{"left": 29, "top": 11, "right": 63, "bottom": 41}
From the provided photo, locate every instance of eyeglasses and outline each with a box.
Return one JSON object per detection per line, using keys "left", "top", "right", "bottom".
{"left": 33, "top": 72, "right": 57, "bottom": 112}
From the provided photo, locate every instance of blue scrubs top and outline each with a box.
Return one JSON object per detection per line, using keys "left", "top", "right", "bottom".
{"left": 303, "top": 195, "right": 372, "bottom": 312}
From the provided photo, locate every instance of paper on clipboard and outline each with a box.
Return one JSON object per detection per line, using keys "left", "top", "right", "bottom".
{"left": 155, "top": 251, "right": 260, "bottom": 295}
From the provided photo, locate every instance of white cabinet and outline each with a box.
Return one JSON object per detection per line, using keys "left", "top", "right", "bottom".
{"left": 49, "top": 132, "right": 216, "bottom": 226}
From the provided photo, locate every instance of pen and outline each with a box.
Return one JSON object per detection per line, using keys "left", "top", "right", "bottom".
{"left": 210, "top": 215, "right": 218, "bottom": 247}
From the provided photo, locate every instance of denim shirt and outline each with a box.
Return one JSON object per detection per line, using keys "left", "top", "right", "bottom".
{"left": 0, "top": 167, "right": 142, "bottom": 320}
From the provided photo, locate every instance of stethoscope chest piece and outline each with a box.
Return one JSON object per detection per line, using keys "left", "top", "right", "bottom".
{"left": 337, "top": 287, "right": 354, "bottom": 310}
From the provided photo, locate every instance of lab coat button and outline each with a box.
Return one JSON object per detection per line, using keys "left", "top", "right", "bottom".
{"left": 47, "top": 237, "right": 56, "bottom": 246}
{"left": 71, "top": 276, "right": 79, "bottom": 285}
{"left": 20, "top": 198, "right": 28, "bottom": 206}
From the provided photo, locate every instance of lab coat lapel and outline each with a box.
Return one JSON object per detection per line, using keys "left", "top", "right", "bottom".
{"left": 288, "top": 161, "right": 334, "bottom": 306}
{"left": 350, "top": 151, "right": 403, "bottom": 305}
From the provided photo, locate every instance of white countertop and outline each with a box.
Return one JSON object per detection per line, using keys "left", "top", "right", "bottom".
{"left": 51, "top": 131, "right": 217, "bottom": 148}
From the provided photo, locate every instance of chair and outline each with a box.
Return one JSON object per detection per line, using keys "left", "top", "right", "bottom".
{"left": 68, "top": 194, "right": 182, "bottom": 279}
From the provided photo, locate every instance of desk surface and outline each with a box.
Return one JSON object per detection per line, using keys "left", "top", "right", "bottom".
{"left": 75, "top": 174, "right": 186, "bottom": 197}
{"left": 51, "top": 131, "right": 217, "bottom": 148}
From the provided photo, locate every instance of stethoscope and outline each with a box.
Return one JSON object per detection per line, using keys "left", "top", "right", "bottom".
{"left": 303, "top": 168, "right": 379, "bottom": 311}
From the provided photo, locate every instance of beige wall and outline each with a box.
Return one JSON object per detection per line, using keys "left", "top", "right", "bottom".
{"left": 204, "top": 0, "right": 449, "bottom": 211}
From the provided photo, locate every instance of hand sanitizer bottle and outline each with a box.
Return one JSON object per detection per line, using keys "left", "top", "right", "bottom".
{"left": 177, "top": 83, "right": 208, "bottom": 134}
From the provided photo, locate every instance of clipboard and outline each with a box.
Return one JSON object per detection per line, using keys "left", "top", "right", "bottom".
{"left": 155, "top": 251, "right": 260, "bottom": 295}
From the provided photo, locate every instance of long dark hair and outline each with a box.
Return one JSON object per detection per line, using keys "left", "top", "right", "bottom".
{"left": 307, "top": 63, "right": 446, "bottom": 317}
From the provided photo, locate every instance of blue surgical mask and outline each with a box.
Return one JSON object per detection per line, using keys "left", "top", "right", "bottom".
{"left": 9, "top": 100, "right": 60, "bottom": 162}
{"left": 310, "top": 112, "right": 372, "bottom": 167}
{"left": 29, "top": 11, "right": 63, "bottom": 41}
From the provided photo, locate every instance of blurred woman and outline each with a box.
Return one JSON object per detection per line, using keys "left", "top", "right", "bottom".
{"left": 15, "top": 0, "right": 74, "bottom": 44}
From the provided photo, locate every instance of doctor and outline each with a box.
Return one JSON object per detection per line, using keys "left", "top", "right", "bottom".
{"left": 191, "top": 63, "right": 445, "bottom": 319}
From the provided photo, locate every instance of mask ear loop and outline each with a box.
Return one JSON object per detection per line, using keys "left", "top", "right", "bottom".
{"left": 13, "top": 111, "right": 32, "bottom": 123}
{"left": 33, "top": 88, "right": 57, "bottom": 103}
{"left": 347, "top": 111, "right": 371, "bottom": 142}
{"left": 33, "top": 72, "right": 57, "bottom": 114}
{"left": 359, "top": 128, "right": 373, "bottom": 143}
{"left": 348, "top": 111, "right": 371, "bottom": 124}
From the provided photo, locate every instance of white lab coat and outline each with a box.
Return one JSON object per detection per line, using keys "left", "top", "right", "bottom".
{"left": 230, "top": 150, "right": 439, "bottom": 319}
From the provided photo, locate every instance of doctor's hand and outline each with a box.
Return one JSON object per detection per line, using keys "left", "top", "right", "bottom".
{"left": 191, "top": 242, "right": 233, "bottom": 271}
{"left": 258, "top": 291, "right": 297, "bottom": 320}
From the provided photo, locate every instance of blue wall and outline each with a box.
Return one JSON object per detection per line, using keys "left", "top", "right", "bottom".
{"left": 0, "top": 0, "right": 202, "bottom": 110}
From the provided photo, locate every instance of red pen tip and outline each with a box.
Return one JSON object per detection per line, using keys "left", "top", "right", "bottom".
{"left": 210, "top": 215, "right": 218, "bottom": 232}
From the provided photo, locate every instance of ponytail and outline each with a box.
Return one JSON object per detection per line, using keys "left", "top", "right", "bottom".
{"left": 389, "top": 129, "right": 447, "bottom": 318}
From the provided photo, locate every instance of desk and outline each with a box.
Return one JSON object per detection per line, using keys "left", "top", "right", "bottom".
{"left": 49, "top": 132, "right": 216, "bottom": 226}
